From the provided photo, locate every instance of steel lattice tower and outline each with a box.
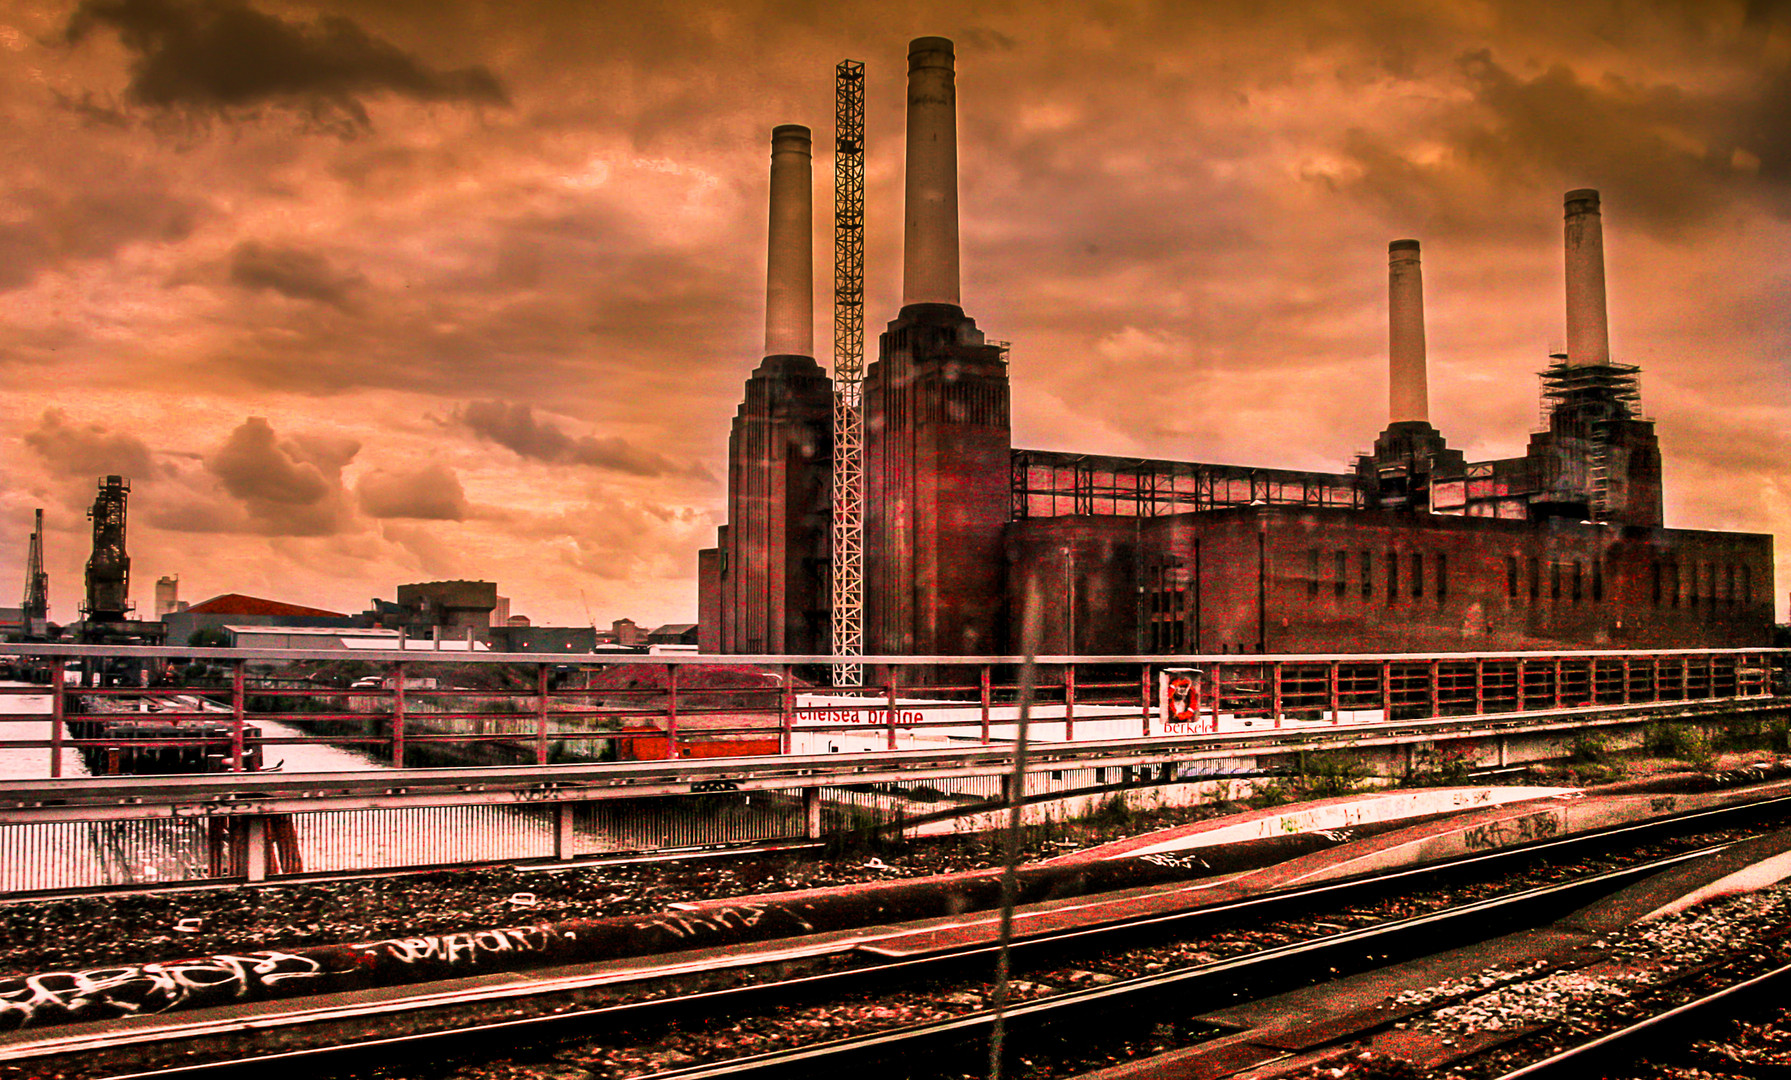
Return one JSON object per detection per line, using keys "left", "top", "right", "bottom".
{"left": 830, "top": 60, "right": 866, "bottom": 688}
{"left": 21, "top": 509, "right": 47, "bottom": 637}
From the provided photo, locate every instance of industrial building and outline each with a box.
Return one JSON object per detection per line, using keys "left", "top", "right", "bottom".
{"left": 700, "top": 38, "right": 1774, "bottom": 666}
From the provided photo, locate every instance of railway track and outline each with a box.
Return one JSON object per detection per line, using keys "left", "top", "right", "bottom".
{"left": 20, "top": 794, "right": 1791, "bottom": 1080}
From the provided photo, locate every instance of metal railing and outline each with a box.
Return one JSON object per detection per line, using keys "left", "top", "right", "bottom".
{"left": 0, "top": 644, "right": 1782, "bottom": 893}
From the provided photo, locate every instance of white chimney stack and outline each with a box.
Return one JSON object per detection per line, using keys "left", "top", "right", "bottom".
{"left": 1388, "top": 239, "right": 1428, "bottom": 424}
{"left": 764, "top": 124, "right": 813, "bottom": 357}
{"left": 902, "top": 36, "right": 961, "bottom": 307}
{"left": 1563, "top": 189, "right": 1610, "bottom": 367}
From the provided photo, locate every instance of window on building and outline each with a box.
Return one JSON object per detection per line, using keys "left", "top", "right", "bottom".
{"left": 1572, "top": 560, "right": 1582, "bottom": 604}
{"left": 1387, "top": 552, "right": 1399, "bottom": 604}
{"left": 1529, "top": 556, "right": 1541, "bottom": 600}
{"left": 1334, "top": 551, "right": 1347, "bottom": 598}
{"left": 1652, "top": 561, "right": 1662, "bottom": 607}
{"left": 1437, "top": 553, "right": 1448, "bottom": 604}
{"left": 1411, "top": 552, "right": 1424, "bottom": 599}
{"left": 1551, "top": 561, "right": 1562, "bottom": 602}
{"left": 1308, "top": 548, "right": 1320, "bottom": 599}
{"left": 1361, "top": 550, "right": 1372, "bottom": 600}
{"left": 1507, "top": 555, "right": 1519, "bottom": 600}
{"left": 1592, "top": 559, "right": 1604, "bottom": 603}
{"left": 1727, "top": 565, "right": 1736, "bottom": 606}
{"left": 1670, "top": 562, "right": 1681, "bottom": 607}
{"left": 1173, "top": 620, "right": 1185, "bottom": 650}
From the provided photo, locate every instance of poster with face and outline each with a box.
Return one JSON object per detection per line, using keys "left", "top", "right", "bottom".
{"left": 1159, "top": 667, "right": 1204, "bottom": 732}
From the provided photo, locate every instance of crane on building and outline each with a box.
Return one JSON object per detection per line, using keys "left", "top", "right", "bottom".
{"left": 831, "top": 59, "right": 866, "bottom": 689}
{"left": 21, "top": 509, "right": 48, "bottom": 638}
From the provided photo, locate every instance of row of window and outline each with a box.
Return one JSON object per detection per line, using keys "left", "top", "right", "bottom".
{"left": 1503, "top": 556, "right": 1603, "bottom": 605}
{"left": 1305, "top": 549, "right": 1449, "bottom": 605}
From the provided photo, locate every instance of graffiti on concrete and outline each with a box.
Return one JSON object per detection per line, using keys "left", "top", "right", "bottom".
{"left": 1460, "top": 810, "right": 1562, "bottom": 852}
{"left": 0, "top": 951, "right": 323, "bottom": 1028}
{"left": 632, "top": 904, "right": 767, "bottom": 940}
{"left": 357, "top": 925, "right": 561, "bottom": 966}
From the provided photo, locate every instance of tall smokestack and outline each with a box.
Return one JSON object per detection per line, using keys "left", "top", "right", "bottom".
{"left": 902, "top": 36, "right": 960, "bottom": 307}
{"left": 764, "top": 124, "right": 813, "bottom": 357}
{"left": 1388, "top": 239, "right": 1428, "bottom": 424}
{"left": 1563, "top": 188, "right": 1610, "bottom": 367}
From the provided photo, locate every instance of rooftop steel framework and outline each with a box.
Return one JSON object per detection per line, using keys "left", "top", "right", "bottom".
{"left": 1011, "top": 449, "right": 1364, "bottom": 519}
{"left": 830, "top": 60, "right": 866, "bottom": 688}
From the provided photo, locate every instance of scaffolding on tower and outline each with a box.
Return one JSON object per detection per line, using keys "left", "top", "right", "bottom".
{"left": 830, "top": 59, "right": 866, "bottom": 689}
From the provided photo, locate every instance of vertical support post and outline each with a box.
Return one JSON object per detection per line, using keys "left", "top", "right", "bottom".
{"left": 1474, "top": 659, "right": 1485, "bottom": 715}
{"left": 1139, "top": 665, "right": 1151, "bottom": 738}
{"left": 554, "top": 803, "right": 574, "bottom": 861}
{"left": 535, "top": 663, "right": 550, "bottom": 766}
{"left": 49, "top": 664, "right": 65, "bottom": 779}
{"left": 1621, "top": 658, "right": 1631, "bottom": 705}
{"left": 1681, "top": 654, "right": 1690, "bottom": 700}
{"left": 391, "top": 661, "right": 406, "bottom": 768}
{"left": 1328, "top": 661, "right": 1339, "bottom": 723}
{"left": 1428, "top": 659, "right": 1440, "bottom": 718}
{"left": 1517, "top": 660, "right": 1527, "bottom": 713}
{"left": 665, "top": 664, "right": 679, "bottom": 759}
{"left": 1554, "top": 658, "right": 1564, "bottom": 709}
{"left": 1498, "top": 736, "right": 1509, "bottom": 768}
{"left": 1064, "top": 663, "right": 1076, "bottom": 742}
{"left": 1271, "top": 662, "right": 1283, "bottom": 728}
{"left": 230, "top": 660, "right": 246, "bottom": 772}
{"left": 887, "top": 667, "right": 899, "bottom": 751}
{"left": 1652, "top": 655, "right": 1662, "bottom": 702}
{"left": 1211, "top": 662, "right": 1224, "bottom": 733}
{"left": 244, "top": 816, "right": 268, "bottom": 883}
{"left": 1380, "top": 660, "right": 1392, "bottom": 722}
{"left": 780, "top": 663, "right": 794, "bottom": 755}
{"left": 981, "top": 665, "right": 992, "bottom": 744}
{"left": 803, "top": 786, "right": 822, "bottom": 839}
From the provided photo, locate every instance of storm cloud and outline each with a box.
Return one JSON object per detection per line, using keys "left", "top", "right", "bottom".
{"left": 453, "top": 401, "right": 709, "bottom": 480}
{"left": 64, "top": 0, "right": 509, "bottom": 131}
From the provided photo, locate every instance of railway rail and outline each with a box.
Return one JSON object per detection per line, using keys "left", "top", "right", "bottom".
{"left": 18, "top": 790, "right": 1791, "bottom": 1080}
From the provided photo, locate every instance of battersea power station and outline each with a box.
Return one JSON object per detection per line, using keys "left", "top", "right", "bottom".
{"left": 697, "top": 38, "right": 1774, "bottom": 667}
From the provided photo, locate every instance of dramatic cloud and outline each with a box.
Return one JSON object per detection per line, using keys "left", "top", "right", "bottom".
{"left": 64, "top": 0, "right": 509, "bottom": 131}
{"left": 453, "top": 401, "right": 710, "bottom": 480}
{"left": 207, "top": 417, "right": 360, "bottom": 535}
{"left": 0, "top": 183, "right": 207, "bottom": 292}
{"left": 357, "top": 463, "right": 468, "bottom": 521}
{"left": 228, "top": 240, "right": 364, "bottom": 308}
{"left": 23, "top": 409, "right": 156, "bottom": 479}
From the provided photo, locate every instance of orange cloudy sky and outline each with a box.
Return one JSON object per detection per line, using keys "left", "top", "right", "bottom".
{"left": 1, "top": 0, "right": 1787, "bottom": 628}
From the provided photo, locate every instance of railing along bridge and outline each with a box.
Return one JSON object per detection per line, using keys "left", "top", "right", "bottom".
{"left": 0, "top": 644, "right": 1782, "bottom": 894}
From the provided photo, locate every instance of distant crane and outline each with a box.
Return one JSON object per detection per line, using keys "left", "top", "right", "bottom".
{"left": 21, "top": 509, "right": 47, "bottom": 638}
{"left": 831, "top": 58, "right": 866, "bottom": 690}
{"left": 82, "top": 475, "right": 132, "bottom": 629}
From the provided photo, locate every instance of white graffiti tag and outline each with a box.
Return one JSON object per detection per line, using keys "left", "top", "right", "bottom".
{"left": 0, "top": 952, "right": 324, "bottom": 1028}
{"left": 361, "top": 925, "right": 555, "bottom": 965}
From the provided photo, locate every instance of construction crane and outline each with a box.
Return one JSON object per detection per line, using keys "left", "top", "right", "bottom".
{"left": 21, "top": 509, "right": 47, "bottom": 638}
{"left": 830, "top": 59, "right": 866, "bottom": 690}
{"left": 82, "top": 475, "right": 132, "bottom": 628}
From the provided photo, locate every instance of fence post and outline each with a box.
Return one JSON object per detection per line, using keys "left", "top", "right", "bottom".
{"left": 244, "top": 816, "right": 268, "bottom": 883}
{"left": 392, "top": 661, "right": 406, "bottom": 768}
{"left": 804, "top": 787, "right": 822, "bottom": 839}
{"left": 1140, "top": 665, "right": 1151, "bottom": 738}
{"left": 1429, "top": 659, "right": 1440, "bottom": 718}
{"left": 981, "top": 665, "right": 992, "bottom": 744}
{"left": 1328, "top": 661, "right": 1339, "bottom": 723}
{"left": 1553, "top": 658, "right": 1564, "bottom": 709}
{"left": 1475, "top": 659, "right": 1485, "bottom": 715}
{"left": 1065, "top": 663, "right": 1076, "bottom": 742}
{"left": 1380, "top": 660, "right": 1391, "bottom": 722}
{"left": 666, "top": 664, "right": 679, "bottom": 758}
{"left": 1271, "top": 662, "right": 1283, "bottom": 728}
{"left": 535, "top": 663, "right": 550, "bottom": 766}
{"left": 780, "top": 663, "right": 793, "bottom": 755}
{"left": 1622, "top": 658, "right": 1631, "bottom": 705}
{"left": 1211, "top": 662, "right": 1224, "bottom": 733}
{"left": 231, "top": 660, "right": 246, "bottom": 772}
{"left": 49, "top": 664, "right": 65, "bottom": 779}
{"left": 554, "top": 803, "right": 575, "bottom": 860}
{"left": 1516, "top": 660, "right": 1527, "bottom": 713}
{"left": 886, "top": 668, "right": 899, "bottom": 751}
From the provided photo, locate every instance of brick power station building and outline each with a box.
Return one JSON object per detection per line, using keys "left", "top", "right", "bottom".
{"left": 698, "top": 38, "right": 1773, "bottom": 664}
